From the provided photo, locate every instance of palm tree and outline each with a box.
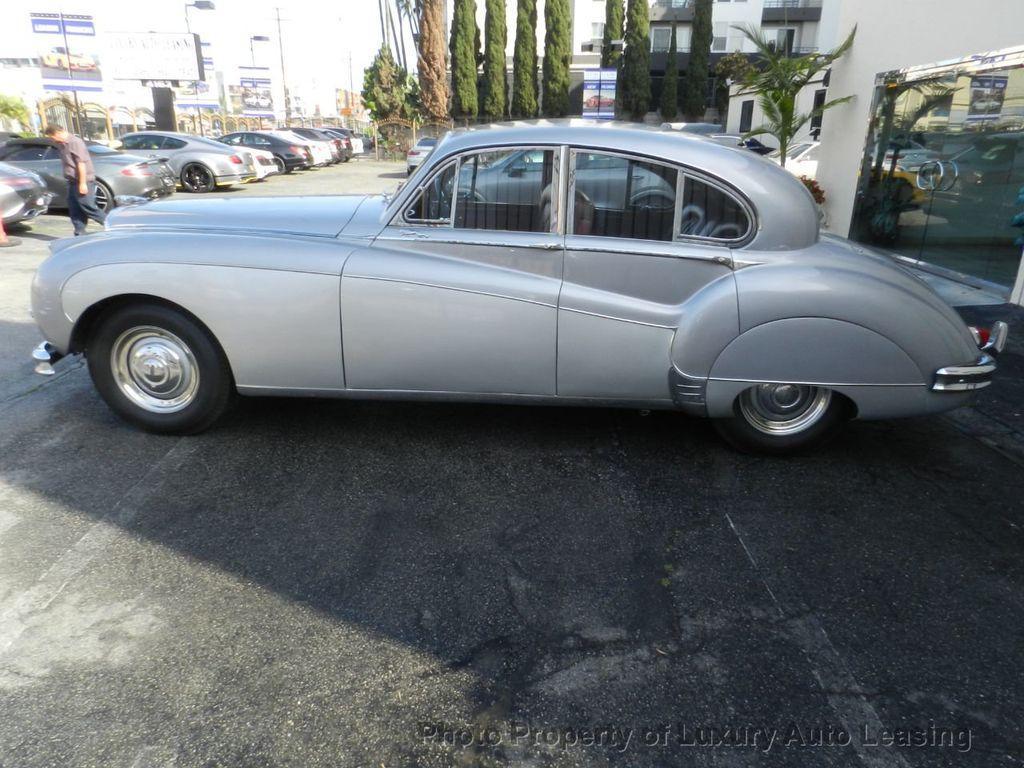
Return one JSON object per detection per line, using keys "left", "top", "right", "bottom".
{"left": 733, "top": 24, "right": 856, "bottom": 167}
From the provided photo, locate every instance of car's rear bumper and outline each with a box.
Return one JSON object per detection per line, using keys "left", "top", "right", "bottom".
{"left": 931, "top": 321, "right": 1008, "bottom": 392}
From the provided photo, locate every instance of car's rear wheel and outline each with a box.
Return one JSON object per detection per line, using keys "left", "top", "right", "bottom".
{"left": 87, "top": 303, "right": 233, "bottom": 434}
{"left": 180, "top": 163, "right": 216, "bottom": 193}
{"left": 94, "top": 180, "right": 114, "bottom": 212}
{"left": 272, "top": 156, "right": 288, "bottom": 174}
{"left": 713, "top": 383, "right": 849, "bottom": 455}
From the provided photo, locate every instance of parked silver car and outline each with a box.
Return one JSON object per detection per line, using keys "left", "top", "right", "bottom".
{"left": 119, "top": 131, "right": 257, "bottom": 192}
{"left": 0, "top": 162, "right": 53, "bottom": 225}
{"left": 29, "top": 121, "right": 1007, "bottom": 453}
{"left": 0, "top": 139, "right": 176, "bottom": 212}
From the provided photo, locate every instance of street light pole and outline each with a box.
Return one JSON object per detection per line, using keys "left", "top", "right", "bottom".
{"left": 57, "top": 11, "right": 83, "bottom": 135}
{"left": 183, "top": 1, "right": 215, "bottom": 135}
{"left": 274, "top": 7, "right": 290, "bottom": 125}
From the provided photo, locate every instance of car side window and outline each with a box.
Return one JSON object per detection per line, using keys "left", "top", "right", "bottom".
{"left": 454, "top": 148, "right": 557, "bottom": 233}
{"left": 222, "top": 134, "right": 241, "bottom": 145}
{"left": 570, "top": 151, "right": 678, "bottom": 241}
{"left": 5, "top": 146, "right": 49, "bottom": 162}
{"left": 162, "top": 137, "right": 187, "bottom": 150}
{"left": 120, "top": 135, "right": 141, "bottom": 150}
{"left": 403, "top": 162, "right": 457, "bottom": 224}
{"left": 679, "top": 176, "right": 750, "bottom": 241}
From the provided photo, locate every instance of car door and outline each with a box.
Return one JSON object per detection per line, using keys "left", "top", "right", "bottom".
{"left": 341, "top": 146, "right": 565, "bottom": 395}
{"left": 558, "top": 148, "right": 747, "bottom": 401}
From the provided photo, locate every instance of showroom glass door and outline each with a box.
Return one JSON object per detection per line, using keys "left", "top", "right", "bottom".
{"left": 850, "top": 49, "right": 1024, "bottom": 298}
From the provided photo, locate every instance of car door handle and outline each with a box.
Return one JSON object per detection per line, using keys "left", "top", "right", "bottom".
{"left": 532, "top": 242, "right": 561, "bottom": 250}
{"left": 399, "top": 229, "right": 429, "bottom": 239}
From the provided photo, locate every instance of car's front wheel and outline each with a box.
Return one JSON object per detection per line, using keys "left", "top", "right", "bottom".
{"left": 713, "top": 384, "right": 849, "bottom": 455}
{"left": 87, "top": 303, "right": 233, "bottom": 434}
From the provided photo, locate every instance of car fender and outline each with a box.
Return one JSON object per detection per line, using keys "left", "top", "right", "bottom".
{"left": 33, "top": 230, "right": 352, "bottom": 391}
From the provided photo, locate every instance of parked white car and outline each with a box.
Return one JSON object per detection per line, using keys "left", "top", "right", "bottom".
{"left": 770, "top": 142, "right": 820, "bottom": 179}
{"left": 246, "top": 146, "right": 281, "bottom": 180}
{"left": 272, "top": 131, "right": 331, "bottom": 167}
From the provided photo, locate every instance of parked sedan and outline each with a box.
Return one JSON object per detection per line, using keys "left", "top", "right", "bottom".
{"left": 29, "top": 121, "right": 1007, "bottom": 454}
{"left": 406, "top": 136, "right": 437, "bottom": 174}
{"left": 324, "top": 127, "right": 362, "bottom": 155}
{"left": 272, "top": 130, "right": 332, "bottom": 167}
{"left": 219, "top": 131, "right": 312, "bottom": 173}
{"left": 0, "top": 138, "right": 176, "bottom": 212}
{"left": 289, "top": 127, "right": 349, "bottom": 163}
{"left": 119, "top": 131, "right": 257, "bottom": 193}
{"left": 0, "top": 162, "right": 53, "bottom": 225}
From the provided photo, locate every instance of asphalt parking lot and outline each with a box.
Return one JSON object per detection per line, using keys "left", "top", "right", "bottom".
{"left": 1, "top": 159, "right": 1023, "bottom": 767}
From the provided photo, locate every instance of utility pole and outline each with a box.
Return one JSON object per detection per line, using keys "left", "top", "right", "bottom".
{"left": 58, "top": 12, "right": 83, "bottom": 134}
{"left": 276, "top": 7, "right": 291, "bottom": 124}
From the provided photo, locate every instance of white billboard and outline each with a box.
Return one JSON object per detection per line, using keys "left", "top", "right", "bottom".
{"left": 104, "top": 32, "right": 204, "bottom": 82}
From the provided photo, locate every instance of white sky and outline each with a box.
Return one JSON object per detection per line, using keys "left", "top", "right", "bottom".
{"left": 2, "top": 0, "right": 417, "bottom": 117}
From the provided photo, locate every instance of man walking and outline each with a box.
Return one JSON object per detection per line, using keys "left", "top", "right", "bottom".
{"left": 43, "top": 125, "right": 106, "bottom": 235}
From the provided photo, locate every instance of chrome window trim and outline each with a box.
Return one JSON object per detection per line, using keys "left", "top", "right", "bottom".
{"left": 394, "top": 145, "right": 565, "bottom": 235}
{"left": 565, "top": 147, "right": 756, "bottom": 248}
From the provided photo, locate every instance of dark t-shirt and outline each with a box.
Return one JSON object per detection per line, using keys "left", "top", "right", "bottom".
{"left": 58, "top": 135, "right": 95, "bottom": 183}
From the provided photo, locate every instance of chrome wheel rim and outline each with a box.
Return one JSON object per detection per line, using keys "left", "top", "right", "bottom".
{"left": 110, "top": 326, "right": 200, "bottom": 413}
{"left": 738, "top": 384, "right": 832, "bottom": 436}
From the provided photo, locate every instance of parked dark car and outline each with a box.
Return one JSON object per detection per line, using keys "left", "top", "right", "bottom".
{"left": 0, "top": 138, "right": 176, "bottom": 212}
{"left": 219, "top": 131, "right": 312, "bottom": 174}
{"left": 0, "top": 161, "right": 53, "bottom": 225}
{"left": 288, "top": 127, "right": 350, "bottom": 163}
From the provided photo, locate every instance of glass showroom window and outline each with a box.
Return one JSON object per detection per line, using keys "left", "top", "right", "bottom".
{"left": 454, "top": 148, "right": 557, "bottom": 233}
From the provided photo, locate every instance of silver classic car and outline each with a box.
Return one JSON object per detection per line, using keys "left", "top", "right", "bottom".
{"left": 30, "top": 121, "right": 1007, "bottom": 453}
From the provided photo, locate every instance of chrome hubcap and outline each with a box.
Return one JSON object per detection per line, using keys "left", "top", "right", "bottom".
{"left": 739, "top": 384, "right": 832, "bottom": 436}
{"left": 111, "top": 327, "right": 199, "bottom": 413}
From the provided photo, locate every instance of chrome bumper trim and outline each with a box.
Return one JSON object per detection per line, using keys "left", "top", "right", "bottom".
{"left": 932, "top": 353, "right": 997, "bottom": 392}
{"left": 32, "top": 341, "right": 63, "bottom": 376}
{"left": 982, "top": 321, "right": 1009, "bottom": 355}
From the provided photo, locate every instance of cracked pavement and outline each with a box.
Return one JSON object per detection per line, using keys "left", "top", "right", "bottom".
{"left": 1, "top": 160, "right": 1023, "bottom": 767}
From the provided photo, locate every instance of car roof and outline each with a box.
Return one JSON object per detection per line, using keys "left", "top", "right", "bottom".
{"left": 396, "top": 119, "right": 819, "bottom": 251}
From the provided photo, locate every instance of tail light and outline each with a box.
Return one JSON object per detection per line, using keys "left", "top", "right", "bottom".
{"left": 407, "top": 150, "right": 416, "bottom": 157}
{"left": 969, "top": 326, "right": 991, "bottom": 347}
{"left": 120, "top": 164, "right": 154, "bottom": 177}
{"left": 229, "top": 154, "right": 243, "bottom": 164}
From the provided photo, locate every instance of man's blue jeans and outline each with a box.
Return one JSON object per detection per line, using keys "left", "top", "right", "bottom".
{"left": 67, "top": 182, "right": 107, "bottom": 235}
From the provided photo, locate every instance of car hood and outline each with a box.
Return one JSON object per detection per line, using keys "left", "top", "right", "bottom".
{"left": 104, "top": 194, "right": 374, "bottom": 237}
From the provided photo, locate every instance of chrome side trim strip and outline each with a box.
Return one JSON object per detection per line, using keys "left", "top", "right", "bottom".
{"left": 558, "top": 305, "right": 676, "bottom": 329}
{"left": 343, "top": 274, "right": 557, "bottom": 309}
{"left": 711, "top": 377, "right": 925, "bottom": 388}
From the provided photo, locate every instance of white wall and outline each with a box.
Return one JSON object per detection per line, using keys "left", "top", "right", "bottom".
{"left": 816, "top": 0, "right": 1024, "bottom": 235}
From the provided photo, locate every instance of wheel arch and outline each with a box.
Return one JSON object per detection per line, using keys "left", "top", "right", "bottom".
{"left": 69, "top": 293, "right": 235, "bottom": 384}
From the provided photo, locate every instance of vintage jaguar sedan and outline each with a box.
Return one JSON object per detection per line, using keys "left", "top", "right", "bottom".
{"left": 30, "top": 120, "right": 1007, "bottom": 453}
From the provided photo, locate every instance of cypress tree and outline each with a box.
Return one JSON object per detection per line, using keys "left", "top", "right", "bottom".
{"left": 619, "top": 0, "right": 651, "bottom": 121}
{"left": 450, "top": 0, "right": 479, "bottom": 120}
{"left": 682, "top": 0, "right": 712, "bottom": 120}
{"left": 481, "top": 0, "right": 507, "bottom": 119}
{"left": 541, "top": 0, "right": 571, "bottom": 117}
{"left": 659, "top": 25, "right": 679, "bottom": 121}
{"left": 601, "top": 0, "right": 624, "bottom": 69}
{"left": 510, "top": 0, "right": 538, "bottom": 117}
